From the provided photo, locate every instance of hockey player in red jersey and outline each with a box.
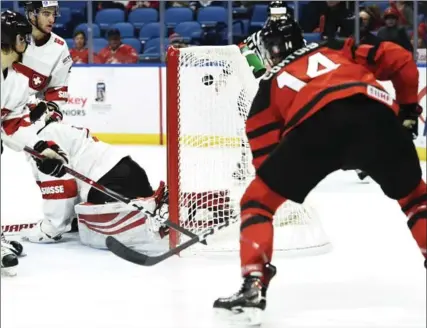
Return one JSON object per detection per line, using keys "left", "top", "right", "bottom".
{"left": 213, "top": 17, "right": 426, "bottom": 324}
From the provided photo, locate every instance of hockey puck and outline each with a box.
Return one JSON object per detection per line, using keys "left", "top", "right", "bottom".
{"left": 202, "top": 74, "right": 214, "bottom": 86}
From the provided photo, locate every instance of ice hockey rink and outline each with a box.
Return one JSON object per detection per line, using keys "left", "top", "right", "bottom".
{"left": 1, "top": 145, "right": 426, "bottom": 328}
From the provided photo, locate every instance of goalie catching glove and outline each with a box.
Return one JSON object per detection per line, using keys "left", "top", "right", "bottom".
{"left": 399, "top": 103, "right": 423, "bottom": 139}
{"left": 33, "top": 140, "right": 68, "bottom": 177}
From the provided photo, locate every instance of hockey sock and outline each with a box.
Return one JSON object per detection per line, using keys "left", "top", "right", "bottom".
{"left": 398, "top": 179, "right": 427, "bottom": 259}
{"left": 239, "top": 177, "right": 286, "bottom": 283}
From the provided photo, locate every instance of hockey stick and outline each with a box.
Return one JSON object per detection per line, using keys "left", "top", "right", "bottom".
{"left": 20, "top": 145, "right": 205, "bottom": 244}
{"left": 106, "top": 218, "right": 232, "bottom": 266}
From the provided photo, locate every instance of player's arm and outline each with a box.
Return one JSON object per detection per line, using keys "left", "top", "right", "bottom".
{"left": 1, "top": 103, "right": 42, "bottom": 150}
{"left": 239, "top": 43, "right": 267, "bottom": 78}
{"left": 44, "top": 45, "right": 72, "bottom": 109}
{"left": 1, "top": 105, "right": 68, "bottom": 178}
{"left": 351, "top": 40, "right": 418, "bottom": 105}
{"left": 239, "top": 32, "right": 267, "bottom": 78}
{"left": 351, "top": 40, "right": 420, "bottom": 135}
{"left": 246, "top": 79, "right": 283, "bottom": 170}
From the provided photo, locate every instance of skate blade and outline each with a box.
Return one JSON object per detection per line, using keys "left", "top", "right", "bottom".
{"left": 1, "top": 267, "right": 17, "bottom": 277}
{"left": 214, "top": 307, "right": 263, "bottom": 326}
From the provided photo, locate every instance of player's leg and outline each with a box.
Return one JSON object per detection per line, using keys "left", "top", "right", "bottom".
{"left": 87, "top": 156, "right": 154, "bottom": 204}
{"left": 359, "top": 103, "right": 426, "bottom": 267}
{"left": 214, "top": 104, "right": 345, "bottom": 323}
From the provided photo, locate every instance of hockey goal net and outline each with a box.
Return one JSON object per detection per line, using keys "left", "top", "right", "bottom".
{"left": 167, "top": 45, "right": 331, "bottom": 255}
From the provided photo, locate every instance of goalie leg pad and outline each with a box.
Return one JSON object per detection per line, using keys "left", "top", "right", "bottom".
{"left": 75, "top": 201, "right": 165, "bottom": 250}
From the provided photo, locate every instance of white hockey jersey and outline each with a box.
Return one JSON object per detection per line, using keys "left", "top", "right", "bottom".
{"left": 15, "top": 32, "right": 72, "bottom": 108}
{"left": 1, "top": 67, "right": 42, "bottom": 151}
{"left": 28, "top": 122, "right": 126, "bottom": 232}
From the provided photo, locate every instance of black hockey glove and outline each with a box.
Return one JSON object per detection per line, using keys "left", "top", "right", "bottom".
{"left": 398, "top": 103, "right": 422, "bottom": 140}
{"left": 44, "top": 102, "right": 63, "bottom": 125}
{"left": 33, "top": 140, "right": 68, "bottom": 178}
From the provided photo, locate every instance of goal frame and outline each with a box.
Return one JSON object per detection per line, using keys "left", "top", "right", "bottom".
{"left": 166, "top": 46, "right": 180, "bottom": 250}
{"left": 165, "top": 45, "right": 331, "bottom": 256}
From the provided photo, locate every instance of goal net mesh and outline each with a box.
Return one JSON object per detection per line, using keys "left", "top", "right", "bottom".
{"left": 167, "top": 45, "right": 331, "bottom": 255}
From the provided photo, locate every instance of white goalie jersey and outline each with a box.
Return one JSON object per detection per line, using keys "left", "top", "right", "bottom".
{"left": 29, "top": 122, "right": 126, "bottom": 233}
{"left": 25, "top": 121, "right": 166, "bottom": 250}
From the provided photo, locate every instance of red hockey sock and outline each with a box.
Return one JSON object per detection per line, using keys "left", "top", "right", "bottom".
{"left": 398, "top": 179, "right": 427, "bottom": 259}
{"left": 240, "top": 177, "right": 286, "bottom": 281}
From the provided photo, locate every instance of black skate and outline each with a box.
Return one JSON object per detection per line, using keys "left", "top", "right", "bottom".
{"left": 1, "top": 232, "right": 24, "bottom": 256}
{"left": 1, "top": 246, "right": 18, "bottom": 276}
{"left": 213, "top": 263, "right": 276, "bottom": 325}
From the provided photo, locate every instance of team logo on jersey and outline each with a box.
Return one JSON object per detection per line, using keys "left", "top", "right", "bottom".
{"left": 30, "top": 73, "right": 47, "bottom": 90}
{"left": 54, "top": 38, "right": 64, "bottom": 46}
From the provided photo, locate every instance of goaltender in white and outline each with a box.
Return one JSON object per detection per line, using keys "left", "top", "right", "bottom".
{"left": 21, "top": 110, "right": 169, "bottom": 250}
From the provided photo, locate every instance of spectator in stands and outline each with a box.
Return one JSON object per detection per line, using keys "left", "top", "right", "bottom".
{"left": 69, "top": 31, "right": 90, "bottom": 64}
{"left": 168, "top": 2, "right": 191, "bottom": 8}
{"left": 91, "top": 1, "right": 126, "bottom": 19}
{"left": 359, "top": 6, "right": 382, "bottom": 45}
{"left": 97, "top": 29, "right": 138, "bottom": 64}
{"left": 126, "top": 1, "right": 159, "bottom": 12}
{"left": 377, "top": 7, "right": 413, "bottom": 53}
{"left": 390, "top": 1, "right": 413, "bottom": 29}
{"left": 321, "top": 1, "right": 354, "bottom": 39}
{"left": 189, "top": 1, "right": 225, "bottom": 11}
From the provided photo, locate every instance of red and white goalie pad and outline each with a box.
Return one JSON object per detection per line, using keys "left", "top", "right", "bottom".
{"left": 75, "top": 201, "right": 168, "bottom": 251}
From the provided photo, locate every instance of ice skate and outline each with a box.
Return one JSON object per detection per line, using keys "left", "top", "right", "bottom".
{"left": 1, "top": 244, "right": 18, "bottom": 277}
{"left": 213, "top": 263, "right": 276, "bottom": 325}
{"left": 21, "top": 220, "right": 63, "bottom": 243}
{"left": 1, "top": 232, "right": 24, "bottom": 256}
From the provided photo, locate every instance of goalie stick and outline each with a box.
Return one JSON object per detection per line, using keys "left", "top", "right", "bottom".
{"left": 106, "top": 217, "right": 232, "bottom": 266}
{"left": 17, "top": 143, "right": 206, "bottom": 245}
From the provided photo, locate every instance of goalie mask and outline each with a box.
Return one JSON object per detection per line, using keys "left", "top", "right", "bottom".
{"left": 1, "top": 11, "right": 32, "bottom": 54}
{"left": 261, "top": 17, "right": 305, "bottom": 64}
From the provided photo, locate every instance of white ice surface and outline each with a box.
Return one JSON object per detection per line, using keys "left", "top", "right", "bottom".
{"left": 1, "top": 146, "right": 426, "bottom": 328}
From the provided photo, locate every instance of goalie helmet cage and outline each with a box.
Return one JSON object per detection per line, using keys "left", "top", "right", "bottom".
{"left": 167, "top": 45, "right": 331, "bottom": 256}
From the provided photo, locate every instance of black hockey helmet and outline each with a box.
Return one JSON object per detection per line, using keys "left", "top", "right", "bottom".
{"left": 1, "top": 10, "right": 32, "bottom": 52}
{"left": 268, "top": 1, "right": 290, "bottom": 21}
{"left": 261, "top": 17, "right": 305, "bottom": 63}
{"left": 23, "top": 1, "right": 60, "bottom": 18}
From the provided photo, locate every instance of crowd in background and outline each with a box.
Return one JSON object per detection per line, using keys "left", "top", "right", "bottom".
{"left": 1, "top": 1, "right": 426, "bottom": 63}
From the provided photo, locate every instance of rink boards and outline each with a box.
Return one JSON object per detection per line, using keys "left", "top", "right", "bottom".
{"left": 60, "top": 64, "right": 426, "bottom": 160}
